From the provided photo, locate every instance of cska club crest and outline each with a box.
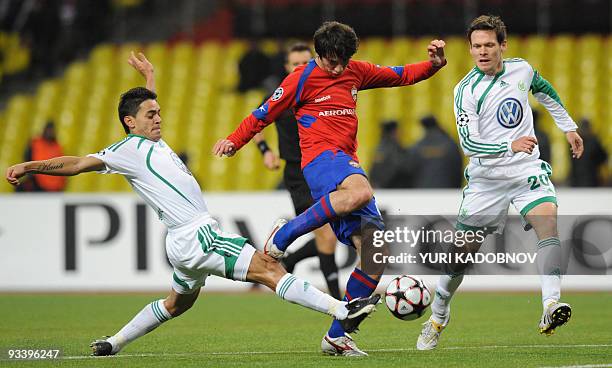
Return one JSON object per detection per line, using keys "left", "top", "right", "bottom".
{"left": 351, "top": 85, "right": 357, "bottom": 102}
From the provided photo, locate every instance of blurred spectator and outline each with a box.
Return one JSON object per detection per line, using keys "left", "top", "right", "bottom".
{"left": 570, "top": 118, "right": 608, "bottom": 187}
{"left": 263, "top": 39, "right": 290, "bottom": 93}
{"left": 369, "top": 120, "right": 411, "bottom": 188}
{"left": 55, "top": 0, "right": 78, "bottom": 66}
{"left": 73, "top": 0, "right": 110, "bottom": 57}
{"left": 237, "top": 39, "right": 270, "bottom": 92}
{"left": 18, "top": 0, "right": 111, "bottom": 78}
{"left": 532, "top": 109, "right": 551, "bottom": 164}
{"left": 22, "top": 0, "right": 61, "bottom": 77}
{"left": 406, "top": 115, "right": 462, "bottom": 188}
{"left": 18, "top": 121, "right": 66, "bottom": 192}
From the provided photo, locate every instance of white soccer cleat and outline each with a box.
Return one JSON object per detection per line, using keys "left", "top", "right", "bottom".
{"left": 416, "top": 317, "right": 447, "bottom": 351}
{"left": 264, "top": 219, "right": 288, "bottom": 259}
{"left": 539, "top": 301, "right": 572, "bottom": 336}
{"left": 321, "top": 333, "right": 368, "bottom": 357}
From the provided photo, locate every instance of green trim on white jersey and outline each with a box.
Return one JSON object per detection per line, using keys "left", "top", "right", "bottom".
{"left": 89, "top": 138, "right": 209, "bottom": 228}
{"left": 471, "top": 73, "right": 485, "bottom": 93}
{"left": 146, "top": 145, "right": 196, "bottom": 208}
{"left": 530, "top": 70, "right": 564, "bottom": 107}
{"left": 110, "top": 136, "right": 134, "bottom": 152}
{"left": 455, "top": 68, "right": 479, "bottom": 113}
{"left": 477, "top": 65, "right": 505, "bottom": 114}
{"left": 459, "top": 125, "right": 508, "bottom": 154}
{"left": 127, "top": 133, "right": 150, "bottom": 140}
{"left": 106, "top": 136, "right": 130, "bottom": 151}
{"left": 453, "top": 58, "right": 577, "bottom": 167}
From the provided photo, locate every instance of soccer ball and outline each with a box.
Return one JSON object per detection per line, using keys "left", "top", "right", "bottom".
{"left": 385, "top": 275, "right": 432, "bottom": 321}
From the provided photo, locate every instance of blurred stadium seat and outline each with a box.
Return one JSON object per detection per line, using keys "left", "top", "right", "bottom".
{"left": 0, "top": 32, "right": 31, "bottom": 82}
{"left": 0, "top": 35, "right": 609, "bottom": 192}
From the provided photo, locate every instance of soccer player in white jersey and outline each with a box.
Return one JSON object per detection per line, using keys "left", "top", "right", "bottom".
{"left": 5, "top": 52, "right": 379, "bottom": 356}
{"left": 416, "top": 15, "right": 584, "bottom": 350}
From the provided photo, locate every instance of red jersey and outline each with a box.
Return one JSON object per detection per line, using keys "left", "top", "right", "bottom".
{"left": 227, "top": 59, "right": 444, "bottom": 168}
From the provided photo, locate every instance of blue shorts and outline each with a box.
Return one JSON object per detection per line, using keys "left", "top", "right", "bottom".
{"left": 302, "top": 150, "right": 384, "bottom": 247}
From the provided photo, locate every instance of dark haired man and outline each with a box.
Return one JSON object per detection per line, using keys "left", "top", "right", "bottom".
{"left": 214, "top": 21, "right": 446, "bottom": 356}
{"left": 5, "top": 52, "right": 379, "bottom": 357}
{"left": 417, "top": 15, "right": 583, "bottom": 351}
{"left": 254, "top": 42, "right": 341, "bottom": 299}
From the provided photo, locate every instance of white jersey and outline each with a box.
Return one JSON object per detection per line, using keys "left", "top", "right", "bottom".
{"left": 88, "top": 134, "right": 210, "bottom": 228}
{"left": 453, "top": 58, "right": 577, "bottom": 167}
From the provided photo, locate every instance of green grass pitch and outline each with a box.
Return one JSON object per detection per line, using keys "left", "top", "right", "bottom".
{"left": 1, "top": 291, "right": 611, "bottom": 367}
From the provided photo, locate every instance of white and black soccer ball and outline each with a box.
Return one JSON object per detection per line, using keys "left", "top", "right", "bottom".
{"left": 456, "top": 112, "right": 469, "bottom": 127}
{"left": 385, "top": 275, "right": 432, "bottom": 321}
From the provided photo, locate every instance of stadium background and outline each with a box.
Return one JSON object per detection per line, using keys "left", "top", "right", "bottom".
{"left": 0, "top": 0, "right": 612, "bottom": 290}
{"left": 0, "top": 1, "right": 610, "bottom": 366}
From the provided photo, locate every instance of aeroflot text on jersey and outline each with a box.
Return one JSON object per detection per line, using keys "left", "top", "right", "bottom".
{"left": 318, "top": 109, "right": 355, "bottom": 117}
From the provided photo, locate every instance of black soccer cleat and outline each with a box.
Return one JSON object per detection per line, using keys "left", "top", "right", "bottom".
{"left": 539, "top": 302, "right": 572, "bottom": 336}
{"left": 90, "top": 337, "right": 115, "bottom": 356}
{"left": 340, "top": 294, "right": 381, "bottom": 333}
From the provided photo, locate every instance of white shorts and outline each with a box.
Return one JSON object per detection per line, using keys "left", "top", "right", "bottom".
{"left": 165, "top": 214, "right": 256, "bottom": 294}
{"left": 457, "top": 159, "right": 557, "bottom": 234}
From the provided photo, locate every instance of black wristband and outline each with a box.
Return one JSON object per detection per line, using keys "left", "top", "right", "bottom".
{"left": 257, "top": 140, "right": 271, "bottom": 155}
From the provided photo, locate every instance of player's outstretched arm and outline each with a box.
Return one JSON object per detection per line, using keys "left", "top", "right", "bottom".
{"left": 358, "top": 39, "right": 446, "bottom": 90}
{"left": 530, "top": 69, "right": 582, "bottom": 158}
{"left": 220, "top": 72, "right": 300, "bottom": 156}
{"left": 5, "top": 156, "right": 105, "bottom": 186}
{"left": 128, "top": 51, "right": 155, "bottom": 92}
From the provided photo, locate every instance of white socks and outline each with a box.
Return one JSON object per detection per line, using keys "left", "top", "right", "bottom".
{"left": 537, "top": 237, "right": 562, "bottom": 308}
{"left": 104, "top": 274, "right": 347, "bottom": 355}
{"left": 431, "top": 273, "right": 464, "bottom": 325}
{"left": 427, "top": 237, "right": 562, "bottom": 322}
{"left": 276, "top": 273, "right": 348, "bottom": 320}
{"left": 107, "top": 299, "right": 172, "bottom": 354}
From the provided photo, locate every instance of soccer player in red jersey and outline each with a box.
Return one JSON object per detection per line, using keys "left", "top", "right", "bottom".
{"left": 214, "top": 21, "right": 446, "bottom": 356}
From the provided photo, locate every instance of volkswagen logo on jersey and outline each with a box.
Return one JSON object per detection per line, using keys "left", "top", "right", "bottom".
{"left": 271, "top": 87, "right": 284, "bottom": 101}
{"left": 496, "top": 97, "right": 523, "bottom": 128}
{"left": 170, "top": 152, "right": 192, "bottom": 176}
